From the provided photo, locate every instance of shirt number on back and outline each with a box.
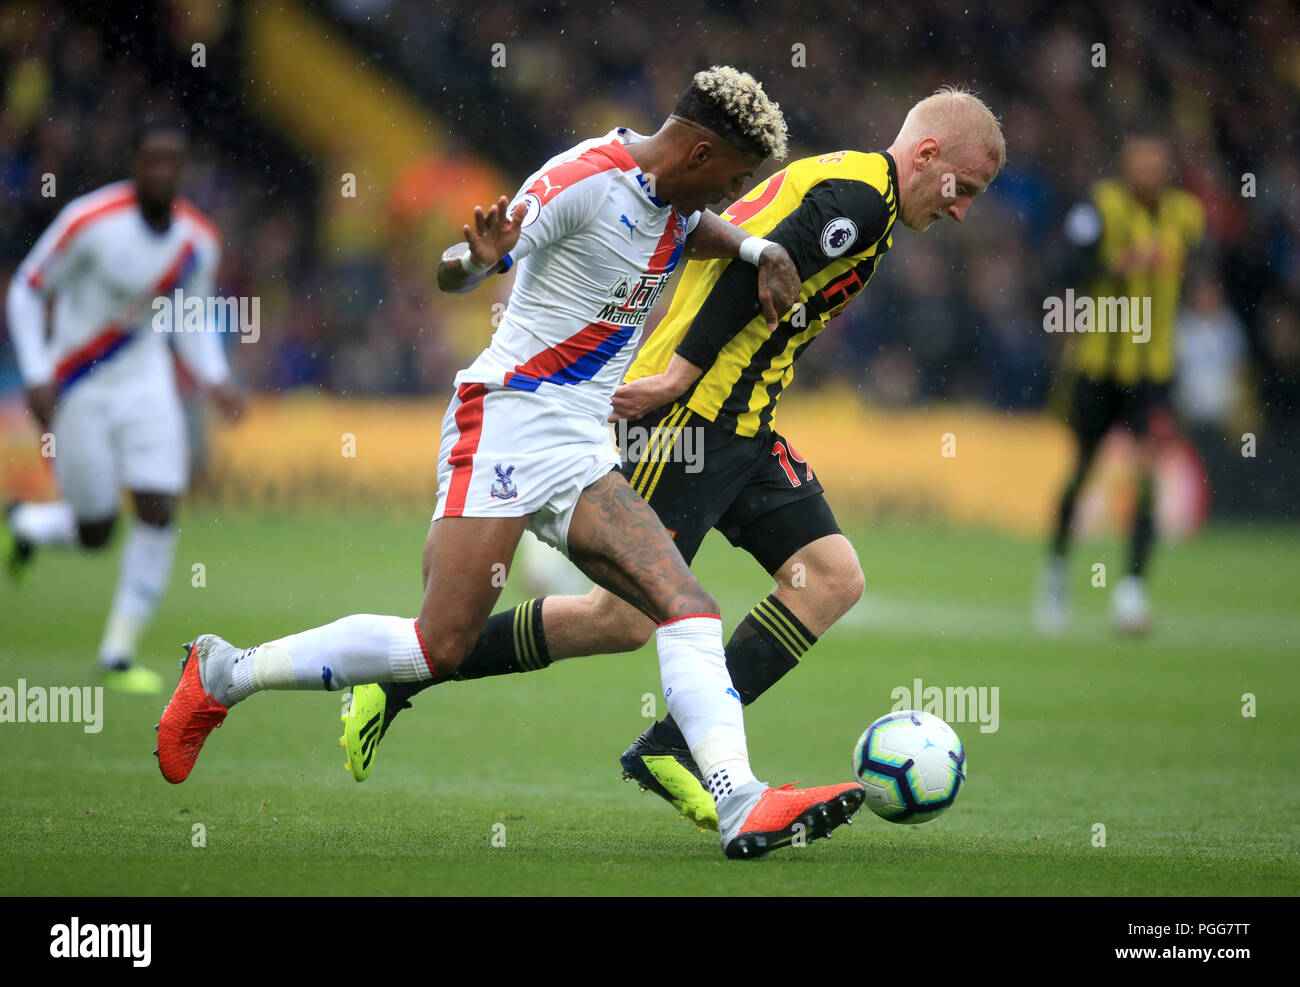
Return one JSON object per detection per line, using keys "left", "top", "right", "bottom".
{"left": 723, "top": 172, "right": 787, "bottom": 228}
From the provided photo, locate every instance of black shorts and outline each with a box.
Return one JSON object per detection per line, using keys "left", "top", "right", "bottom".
{"left": 1067, "top": 376, "right": 1173, "bottom": 448}
{"left": 617, "top": 403, "right": 841, "bottom": 575}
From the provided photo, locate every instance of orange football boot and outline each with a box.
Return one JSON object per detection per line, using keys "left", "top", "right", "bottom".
{"left": 720, "top": 781, "right": 866, "bottom": 859}
{"left": 155, "top": 639, "right": 230, "bottom": 783}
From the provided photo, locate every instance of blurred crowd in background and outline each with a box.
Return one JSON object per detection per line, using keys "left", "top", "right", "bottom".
{"left": 2, "top": 0, "right": 1297, "bottom": 438}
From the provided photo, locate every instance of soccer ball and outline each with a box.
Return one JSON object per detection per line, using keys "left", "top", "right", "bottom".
{"left": 852, "top": 710, "right": 966, "bottom": 824}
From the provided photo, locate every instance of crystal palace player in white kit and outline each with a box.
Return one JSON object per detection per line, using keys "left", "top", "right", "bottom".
{"left": 4, "top": 122, "right": 244, "bottom": 693}
{"left": 157, "top": 67, "right": 867, "bottom": 858}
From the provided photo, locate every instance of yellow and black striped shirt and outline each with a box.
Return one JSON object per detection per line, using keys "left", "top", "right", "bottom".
{"left": 1067, "top": 178, "right": 1204, "bottom": 386}
{"left": 626, "top": 150, "right": 899, "bottom": 436}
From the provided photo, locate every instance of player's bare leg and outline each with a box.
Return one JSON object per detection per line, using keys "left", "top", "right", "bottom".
{"left": 415, "top": 515, "right": 531, "bottom": 676}
{"left": 766, "top": 534, "right": 865, "bottom": 637}
{"left": 563, "top": 472, "right": 712, "bottom": 622}
{"left": 538, "top": 588, "right": 656, "bottom": 657}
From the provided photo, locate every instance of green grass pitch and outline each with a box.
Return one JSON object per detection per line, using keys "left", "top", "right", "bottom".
{"left": 1, "top": 509, "right": 1297, "bottom": 896}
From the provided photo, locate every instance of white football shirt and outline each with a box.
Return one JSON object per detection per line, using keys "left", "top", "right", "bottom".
{"left": 454, "top": 128, "right": 701, "bottom": 422}
{"left": 6, "top": 180, "right": 229, "bottom": 396}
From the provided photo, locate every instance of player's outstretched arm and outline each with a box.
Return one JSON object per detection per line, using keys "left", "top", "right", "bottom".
{"left": 437, "top": 197, "right": 527, "bottom": 294}
{"left": 684, "top": 211, "right": 799, "bottom": 331}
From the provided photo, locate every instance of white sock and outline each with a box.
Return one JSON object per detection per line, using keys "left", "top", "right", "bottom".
{"left": 98, "top": 523, "right": 176, "bottom": 668}
{"left": 656, "top": 614, "right": 757, "bottom": 801}
{"left": 10, "top": 501, "right": 78, "bottom": 546}
{"left": 226, "top": 614, "right": 429, "bottom": 705}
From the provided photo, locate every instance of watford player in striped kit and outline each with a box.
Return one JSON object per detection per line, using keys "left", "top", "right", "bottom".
{"left": 345, "top": 86, "right": 1005, "bottom": 833}
{"left": 1037, "top": 133, "right": 1204, "bottom": 635}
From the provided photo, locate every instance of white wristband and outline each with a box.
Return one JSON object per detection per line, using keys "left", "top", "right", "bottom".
{"left": 460, "top": 248, "right": 493, "bottom": 276}
{"left": 738, "top": 236, "right": 775, "bottom": 266}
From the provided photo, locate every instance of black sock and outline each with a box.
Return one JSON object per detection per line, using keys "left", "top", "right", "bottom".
{"left": 385, "top": 597, "right": 551, "bottom": 706}
{"left": 1053, "top": 433, "right": 1104, "bottom": 558}
{"left": 653, "top": 594, "right": 817, "bottom": 749}
{"left": 1130, "top": 483, "right": 1155, "bottom": 576}
{"left": 1051, "top": 472, "right": 1085, "bottom": 557}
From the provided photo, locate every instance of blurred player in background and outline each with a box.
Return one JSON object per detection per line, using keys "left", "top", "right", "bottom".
{"left": 346, "top": 86, "right": 1005, "bottom": 831}
{"left": 3, "top": 121, "right": 245, "bottom": 692}
{"left": 157, "top": 68, "right": 870, "bottom": 860}
{"left": 1038, "top": 133, "right": 1204, "bottom": 634}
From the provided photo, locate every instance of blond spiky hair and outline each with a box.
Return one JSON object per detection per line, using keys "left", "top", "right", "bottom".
{"left": 895, "top": 84, "right": 1006, "bottom": 173}
{"left": 674, "top": 66, "right": 789, "bottom": 161}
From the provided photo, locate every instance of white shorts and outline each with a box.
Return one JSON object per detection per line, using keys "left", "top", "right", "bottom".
{"left": 51, "top": 380, "right": 188, "bottom": 520}
{"left": 432, "top": 383, "right": 619, "bottom": 553}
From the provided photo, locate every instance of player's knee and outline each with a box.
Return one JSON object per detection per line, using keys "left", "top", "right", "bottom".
{"left": 815, "top": 560, "right": 864, "bottom": 618}
{"left": 77, "top": 517, "right": 116, "bottom": 550}
{"left": 787, "top": 547, "right": 864, "bottom": 618}
{"left": 838, "top": 559, "right": 867, "bottom": 613}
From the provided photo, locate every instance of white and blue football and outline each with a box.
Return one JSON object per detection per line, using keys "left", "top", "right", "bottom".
{"left": 852, "top": 710, "right": 966, "bottom": 824}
